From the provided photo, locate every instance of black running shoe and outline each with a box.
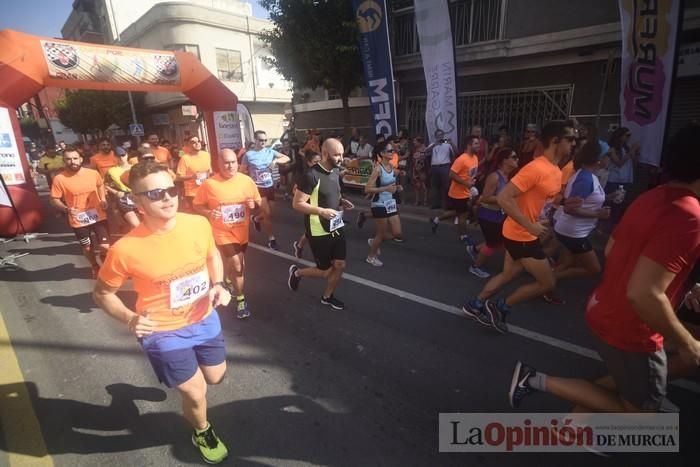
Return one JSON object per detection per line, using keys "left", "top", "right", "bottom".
{"left": 321, "top": 295, "right": 344, "bottom": 310}
{"left": 356, "top": 211, "right": 367, "bottom": 229}
{"left": 508, "top": 361, "right": 535, "bottom": 409}
{"left": 268, "top": 238, "right": 279, "bottom": 250}
{"left": 484, "top": 298, "right": 509, "bottom": 334}
{"left": 288, "top": 265, "right": 300, "bottom": 291}
{"left": 462, "top": 299, "right": 492, "bottom": 327}
{"left": 429, "top": 217, "right": 439, "bottom": 234}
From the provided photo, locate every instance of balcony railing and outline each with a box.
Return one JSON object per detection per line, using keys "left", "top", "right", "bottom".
{"left": 391, "top": 0, "right": 505, "bottom": 57}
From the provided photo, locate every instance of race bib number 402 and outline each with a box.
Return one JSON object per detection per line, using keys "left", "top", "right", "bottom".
{"left": 169, "top": 270, "right": 209, "bottom": 310}
{"left": 221, "top": 203, "right": 246, "bottom": 224}
{"left": 75, "top": 208, "right": 99, "bottom": 226}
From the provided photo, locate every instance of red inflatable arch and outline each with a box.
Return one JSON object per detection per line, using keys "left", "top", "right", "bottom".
{"left": 0, "top": 29, "right": 239, "bottom": 236}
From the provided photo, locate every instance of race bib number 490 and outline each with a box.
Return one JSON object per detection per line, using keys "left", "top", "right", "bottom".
{"left": 75, "top": 208, "right": 99, "bottom": 226}
{"left": 169, "top": 270, "right": 209, "bottom": 309}
{"left": 221, "top": 203, "right": 245, "bottom": 224}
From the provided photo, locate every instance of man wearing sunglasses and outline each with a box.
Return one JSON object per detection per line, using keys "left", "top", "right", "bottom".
{"left": 176, "top": 136, "right": 211, "bottom": 211}
{"left": 50, "top": 146, "right": 111, "bottom": 278}
{"left": 94, "top": 161, "right": 232, "bottom": 464}
{"left": 463, "top": 120, "right": 576, "bottom": 333}
{"left": 193, "top": 148, "right": 262, "bottom": 320}
{"left": 240, "top": 130, "right": 290, "bottom": 250}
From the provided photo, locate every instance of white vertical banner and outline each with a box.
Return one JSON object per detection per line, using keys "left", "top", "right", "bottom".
{"left": 212, "top": 111, "right": 242, "bottom": 150}
{"left": 619, "top": 0, "right": 681, "bottom": 167}
{"left": 414, "top": 0, "right": 458, "bottom": 144}
{"left": 0, "top": 107, "right": 26, "bottom": 187}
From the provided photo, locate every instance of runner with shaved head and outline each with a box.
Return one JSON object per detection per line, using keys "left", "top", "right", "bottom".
{"left": 288, "top": 138, "right": 354, "bottom": 310}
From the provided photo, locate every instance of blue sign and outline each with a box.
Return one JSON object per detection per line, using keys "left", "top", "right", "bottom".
{"left": 352, "top": 0, "right": 398, "bottom": 137}
{"left": 129, "top": 123, "right": 144, "bottom": 136}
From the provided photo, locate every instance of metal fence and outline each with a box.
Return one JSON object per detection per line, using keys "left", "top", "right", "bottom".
{"left": 391, "top": 0, "right": 505, "bottom": 57}
{"left": 405, "top": 85, "right": 575, "bottom": 142}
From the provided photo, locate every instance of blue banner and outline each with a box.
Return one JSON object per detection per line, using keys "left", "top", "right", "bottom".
{"left": 352, "top": 0, "right": 398, "bottom": 137}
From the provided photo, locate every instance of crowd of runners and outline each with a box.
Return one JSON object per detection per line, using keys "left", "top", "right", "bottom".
{"left": 39, "top": 120, "right": 700, "bottom": 463}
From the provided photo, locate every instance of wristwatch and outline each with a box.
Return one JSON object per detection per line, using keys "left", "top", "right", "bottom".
{"left": 212, "top": 281, "right": 226, "bottom": 288}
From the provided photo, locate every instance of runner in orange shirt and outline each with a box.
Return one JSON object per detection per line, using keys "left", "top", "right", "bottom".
{"left": 89, "top": 137, "right": 119, "bottom": 176}
{"left": 430, "top": 135, "right": 480, "bottom": 243}
{"left": 93, "top": 160, "right": 231, "bottom": 464}
{"left": 50, "top": 146, "right": 110, "bottom": 278}
{"left": 176, "top": 135, "right": 211, "bottom": 210}
{"left": 148, "top": 133, "right": 174, "bottom": 169}
{"left": 193, "top": 148, "right": 262, "bottom": 319}
{"left": 462, "top": 121, "right": 576, "bottom": 333}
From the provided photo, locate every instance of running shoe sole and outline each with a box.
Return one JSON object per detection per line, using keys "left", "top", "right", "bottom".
{"left": 469, "top": 267, "right": 490, "bottom": 279}
{"left": 508, "top": 361, "right": 527, "bottom": 409}
{"left": 288, "top": 265, "right": 299, "bottom": 291}
{"left": 292, "top": 241, "right": 302, "bottom": 259}
{"left": 321, "top": 298, "right": 344, "bottom": 310}
{"left": 461, "top": 304, "right": 492, "bottom": 327}
{"left": 484, "top": 300, "right": 508, "bottom": 334}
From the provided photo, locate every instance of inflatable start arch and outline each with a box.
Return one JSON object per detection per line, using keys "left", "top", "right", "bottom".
{"left": 0, "top": 29, "right": 240, "bottom": 236}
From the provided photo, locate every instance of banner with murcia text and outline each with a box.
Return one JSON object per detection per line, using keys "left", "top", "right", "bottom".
{"left": 352, "top": 0, "right": 398, "bottom": 137}
{"left": 619, "top": 0, "right": 681, "bottom": 167}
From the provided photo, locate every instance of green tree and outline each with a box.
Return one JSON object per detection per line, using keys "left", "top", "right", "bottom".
{"left": 56, "top": 90, "right": 143, "bottom": 136}
{"left": 259, "top": 0, "right": 364, "bottom": 139}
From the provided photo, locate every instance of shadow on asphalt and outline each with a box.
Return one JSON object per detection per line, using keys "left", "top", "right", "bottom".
{"left": 0, "top": 263, "right": 92, "bottom": 283}
{"left": 1, "top": 381, "right": 345, "bottom": 466}
{"left": 38, "top": 290, "right": 136, "bottom": 315}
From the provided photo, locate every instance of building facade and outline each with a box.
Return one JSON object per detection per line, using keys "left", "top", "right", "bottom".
{"left": 61, "top": 0, "right": 292, "bottom": 145}
{"left": 293, "top": 0, "right": 700, "bottom": 147}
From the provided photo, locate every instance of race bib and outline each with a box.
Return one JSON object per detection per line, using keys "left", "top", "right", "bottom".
{"left": 256, "top": 171, "right": 272, "bottom": 185}
{"left": 329, "top": 212, "right": 344, "bottom": 232}
{"left": 169, "top": 270, "right": 209, "bottom": 310}
{"left": 195, "top": 172, "right": 209, "bottom": 186}
{"left": 384, "top": 199, "right": 397, "bottom": 214}
{"left": 221, "top": 203, "right": 246, "bottom": 224}
{"left": 75, "top": 208, "right": 99, "bottom": 226}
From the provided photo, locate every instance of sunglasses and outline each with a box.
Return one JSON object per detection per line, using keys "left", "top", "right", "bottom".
{"left": 256, "top": 138, "right": 267, "bottom": 142}
{"left": 134, "top": 186, "right": 179, "bottom": 201}
{"left": 383, "top": 148, "right": 394, "bottom": 153}
{"left": 190, "top": 139, "right": 201, "bottom": 144}
{"left": 509, "top": 154, "right": 519, "bottom": 160}
{"left": 563, "top": 136, "right": 576, "bottom": 142}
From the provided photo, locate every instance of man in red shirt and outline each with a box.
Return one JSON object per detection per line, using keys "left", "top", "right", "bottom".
{"left": 509, "top": 124, "right": 700, "bottom": 412}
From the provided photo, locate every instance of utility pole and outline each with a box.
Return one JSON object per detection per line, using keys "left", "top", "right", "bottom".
{"left": 106, "top": 0, "right": 140, "bottom": 143}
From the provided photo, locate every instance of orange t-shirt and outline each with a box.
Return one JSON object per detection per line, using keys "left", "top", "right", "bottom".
{"left": 560, "top": 160, "right": 575, "bottom": 186}
{"left": 502, "top": 155, "right": 562, "bottom": 242}
{"left": 390, "top": 153, "right": 399, "bottom": 169}
{"left": 448, "top": 153, "right": 479, "bottom": 199}
{"left": 153, "top": 146, "right": 171, "bottom": 164}
{"left": 50, "top": 168, "right": 107, "bottom": 229}
{"left": 176, "top": 151, "right": 211, "bottom": 197}
{"left": 98, "top": 213, "right": 217, "bottom": 332}
{"left": 193, "top": 173, "right": 262, "bottom": 245}
{"left": 90, "top": 152, "right": 119, "bottom": 176}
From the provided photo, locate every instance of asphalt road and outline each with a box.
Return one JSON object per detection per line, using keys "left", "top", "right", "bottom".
{"left": 1, "top": 185, "right": 698, "bottom": 466}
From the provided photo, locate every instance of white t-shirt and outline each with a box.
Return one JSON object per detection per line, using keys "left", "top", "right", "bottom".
{"left": 431, "top": 143, "right": 452, "bottom": 165}
{"left": 554, "top": 169, "right": 605, "bottom": 238}
{"left": 356, "top": 143, "right": 373, "bottom": 159}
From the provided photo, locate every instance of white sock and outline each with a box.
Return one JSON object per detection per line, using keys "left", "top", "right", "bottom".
{"left": 527, "top": 372, "right": 547, "bottom": 391}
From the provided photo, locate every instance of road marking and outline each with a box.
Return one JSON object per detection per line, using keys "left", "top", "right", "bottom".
{"left": 249, "top": 242, "right": 700, "bottom": 394}
{"left": 0, "top": 310, "right": 54, "bottom": 466}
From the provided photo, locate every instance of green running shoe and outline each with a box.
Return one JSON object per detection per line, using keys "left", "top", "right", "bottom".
{"left": 191, "top": 424, "right": 228, "bottom": 464}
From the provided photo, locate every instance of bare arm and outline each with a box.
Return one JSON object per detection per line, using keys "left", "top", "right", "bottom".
{"left": 49, "top": 197, "right": 70, "bottom": 213}
{"left": 448, "top": 169, "right": 472, "bottom": 187}
{"left": 93, "top": 280, "right": 155, "bottom": 337}
{"left": 292, "top": 189, "right": 337, "bottom": 220}
{"left": 271, "top": 151, "right": 291, "bottom": 166}
{"left": 604, "top": 237, "right": 614, "bottom": 257}
{"left": 608, "top": 147, "right": 625, "bottom": 168}
{"left": 480, "top": 172, "right": 499, "bottom": 204}
{"left": 364, "top": 166, "right": 394, "bottom": 194}
{"left": 627, "top": 256, "right": 700, "bottom": 365}
{"left": 497, "top": 182, "right": 545, "bottom": 237}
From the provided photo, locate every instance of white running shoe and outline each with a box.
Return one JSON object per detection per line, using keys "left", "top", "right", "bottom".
{"left": 366, "top": 256, "right": 384, "bottom": 267}
{"left": 469, "top": 265, "right": 491, "bottom": 279}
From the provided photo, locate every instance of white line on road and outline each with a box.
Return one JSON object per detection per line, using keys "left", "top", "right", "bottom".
{"left": 249, "top": 242, "right": 700, "bottom": 394}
